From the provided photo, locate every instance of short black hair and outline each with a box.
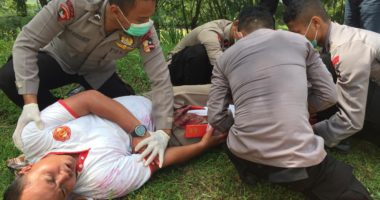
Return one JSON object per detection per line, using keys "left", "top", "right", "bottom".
{"left": 283, "top": 0, "right": 329, "bottom": 25}
{"left": 3, "top": 176, "right": 27, "bottom": 200}
{"left": 108, "top": 0, "right": 136, "bottom": 9}
{"left": 237, "top": 6, "right": 275, "bottom": 33}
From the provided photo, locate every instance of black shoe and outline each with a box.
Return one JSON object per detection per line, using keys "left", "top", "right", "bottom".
{"left": 327, "top": 139, "right": 351, "bottom": 153}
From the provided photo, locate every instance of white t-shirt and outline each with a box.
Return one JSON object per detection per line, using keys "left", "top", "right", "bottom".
{"left": 21, "top": 96, "right": 154, "bottom": 199}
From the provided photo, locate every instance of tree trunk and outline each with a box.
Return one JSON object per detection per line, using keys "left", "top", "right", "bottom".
{"left": 190, "top": 0, "right": 202, "bottom": 29}
{"left": 14, "top": 0, "right": 27, "bottom": 16}
{"left": 155, "top": 0, "right": 161, "bottom": 40}
{"left": 181, "top": 0, "right": 189, "bottom": 32}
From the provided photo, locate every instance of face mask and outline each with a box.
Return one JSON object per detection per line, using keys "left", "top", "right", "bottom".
{"left": 304, "top": 20, "right": 319, "bottom": 48}
{"left": 116, "top": 7, "right": 154, "bottom": 37}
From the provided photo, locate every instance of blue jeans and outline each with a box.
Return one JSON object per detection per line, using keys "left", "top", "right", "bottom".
{"left": 344, "top": 0, "right": 380, "bottom": 33}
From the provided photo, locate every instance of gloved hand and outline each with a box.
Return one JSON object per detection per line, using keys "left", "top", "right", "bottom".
{"left": 135, "top": 130, "right": 170, "bottom": 168}
{"left": 13, "top": 103, "right": 44, "bottom": 150}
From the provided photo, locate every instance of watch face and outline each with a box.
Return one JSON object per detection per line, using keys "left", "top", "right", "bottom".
{"left": 135, "top": 125, "right": 147, "bottom": 137}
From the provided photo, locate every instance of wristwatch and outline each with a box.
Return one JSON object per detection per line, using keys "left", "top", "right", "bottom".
{"left": 132, "top": 125, "right": 147, "bottom": 137}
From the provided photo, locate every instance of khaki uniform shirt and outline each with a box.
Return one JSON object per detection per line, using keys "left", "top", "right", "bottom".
{"left": 313, "top": 22, "right": 380, "bottom": 147}
{"left": 12, "top": 0, "right": 173, "bottom": 129}
{"left": 208, "top": 29, "right": 336, "bottom": 168}
{"left": 169, "top": 19, "right": 233, "bottom": 66}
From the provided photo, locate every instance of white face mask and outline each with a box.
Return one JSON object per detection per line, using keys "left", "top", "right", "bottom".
{"left": 305, "top": 19, "right": 318, "bottom": 48}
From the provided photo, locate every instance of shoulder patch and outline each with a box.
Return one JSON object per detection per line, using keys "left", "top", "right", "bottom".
{"left": 142, "top": 38, "right": 155, "bottom": 53}
{"left": 141, "top": 29, "right": 155, "bottom": 53}
{"left": 58, "top": 0, "right": 75, "bottom": 21}
{"left": 53, "top": 126, "right": 71, "bottom": 142}
{"left": 331, "top": 55, "right": 340, "bottom": 68}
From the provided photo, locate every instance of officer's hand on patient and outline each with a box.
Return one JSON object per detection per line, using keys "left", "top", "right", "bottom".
{"left": 200, "top": 125, "right": 227, "bottom": 149}
{"left": 135, "top": 130, "right": 170, "bottom": 168}
{"left": 13, "top": 103, "right": 44, "bottom": 149}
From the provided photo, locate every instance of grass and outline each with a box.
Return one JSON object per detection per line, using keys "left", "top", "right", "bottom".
{"left": 0, "top": 36, "right": 380, "bottom": 200}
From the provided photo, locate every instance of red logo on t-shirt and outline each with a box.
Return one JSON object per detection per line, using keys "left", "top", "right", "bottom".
{"left": 53, "top": 126, "right": 71, "bottom": 142}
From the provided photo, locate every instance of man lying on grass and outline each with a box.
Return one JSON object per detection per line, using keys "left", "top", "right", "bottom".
{"left": 4, "top": 90, "right": 226, "bottom": 200}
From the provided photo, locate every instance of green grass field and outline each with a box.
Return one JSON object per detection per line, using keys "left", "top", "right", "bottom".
{"left": 0, "top": 37, "right": 380, "bottom": 200}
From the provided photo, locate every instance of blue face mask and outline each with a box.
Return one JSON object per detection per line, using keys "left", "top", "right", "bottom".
{"left": 304, "top": 20, "right": 319, "bottom": 48}
{"left": 116, "top": 7, "right": 154, "bottom": 37}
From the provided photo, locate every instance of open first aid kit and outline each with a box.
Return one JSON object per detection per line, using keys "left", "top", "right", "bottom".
{"left": 169, "top": 105, "right": 235, "bottom": 146}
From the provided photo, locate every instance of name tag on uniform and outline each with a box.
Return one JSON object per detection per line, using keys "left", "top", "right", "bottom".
{"left": 116, "top": 34, "right": 135, "bottom": 51}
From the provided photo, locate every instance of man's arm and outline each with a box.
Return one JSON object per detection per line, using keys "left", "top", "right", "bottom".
{"left": 148, "top": 127, "right": 227, "bottom": 172}
{"left": 140, "top": 27, "right": 174, "bottom": 133}
{"left": 136, "top": 30, "right": 174, "bottom": 167}
{"left": 198, "top": 30, "right": 224, "bottom": 66}
{"left": 61, "top": 90, "right": 143, "bottom": 134}
{"left": 110, "top": 128, "right": 226, "bottom": 195}
{"left": 13, "top": 0, "right": 78, "bottom": 97}
{"left": 313, "top": 41, "right": 373, "bottom": 147}
{"left": 207, "top": 60, "right": 234, "bottom": 132}
{"left": 306, "top": 42, "right": 337, "bottom": 114}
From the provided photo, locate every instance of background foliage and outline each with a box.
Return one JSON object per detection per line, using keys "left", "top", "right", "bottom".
{"left": 0, "top": 0, "right": 346, "bottom": 39}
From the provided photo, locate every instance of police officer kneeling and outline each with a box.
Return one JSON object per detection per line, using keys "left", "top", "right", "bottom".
{"left": 0, "top": 0, "right": 174, "bottom": 167}
{"left": 208, "top": 6, "right": 371, "bottom": 200}
{"left": 168, "top": 19, "right": 240, "bottom": 86}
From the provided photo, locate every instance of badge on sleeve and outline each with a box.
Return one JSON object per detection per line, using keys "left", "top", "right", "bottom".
{"left": 58, "top": 0, "right": 74, "bottom": 21}
{"left": 331, "top": 55, "right": 340, "bottom": 68}
{"left": 142, "top": 39, "right": 155, "bottom": 53}
{"left": 140, "top": 29, "right": 155, "bottom": 53}
{"left": 53, "top": 126, "right": 71, "bottom": 142}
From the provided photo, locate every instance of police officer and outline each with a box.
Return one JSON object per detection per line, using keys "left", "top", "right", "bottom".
{"left": 208, "top": 6, "right": 371, "bottom": 199}
{"left": 284, "top": 0, "right": 380, "bottom": 147}
{"left": 0, "top": 0, "right": 173, "bottom": 166}
{"left": 168, "top": 19, "right": 239, "bottom": 86}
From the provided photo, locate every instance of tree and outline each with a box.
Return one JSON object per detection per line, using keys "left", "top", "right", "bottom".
{"left": 190, "top": 0, "right": 202, "bottom": 29}
{"left": 14, "top": 0, "right": 27, "bottom": 16}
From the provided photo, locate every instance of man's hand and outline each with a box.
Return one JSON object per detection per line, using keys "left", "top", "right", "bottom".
{"left": 135, "top": 130, "right": 170, "bottom": 168}
{"left": 200, "top": 125, "right": 227, "bottom": 149}
{"left": 13, "top": 103, "right": 44, "bottom": 150}
{"left": 309, "top": 113, "right": 318, "bottom": 125}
